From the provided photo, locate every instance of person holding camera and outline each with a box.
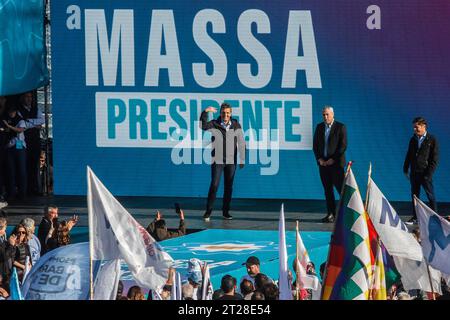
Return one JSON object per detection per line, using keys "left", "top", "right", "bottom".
{"left": 146, "top": 208, "right": 186, "bottom": 241}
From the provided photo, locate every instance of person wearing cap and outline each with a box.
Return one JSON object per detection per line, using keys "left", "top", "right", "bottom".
{"left": 181, "top": 258, "right": 203, "bottom": 300}
{"left": 182, "top": 271, "right": 202, "bottom": 300}
{"left": 3, "top": 104, "right": 27, "bottom": 200}
{"left": 239, "top": 256, "right": 261, "bottom": 286}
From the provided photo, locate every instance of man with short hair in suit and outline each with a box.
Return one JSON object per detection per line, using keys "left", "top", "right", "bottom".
{"left": 200, "top": 103, "right": 246, "bottom": 221}
{"left": 403, "top": 117, "right": 439, "bottom": 225}
{"left": 313, "top": 106, "right": 347, "bottom": 223}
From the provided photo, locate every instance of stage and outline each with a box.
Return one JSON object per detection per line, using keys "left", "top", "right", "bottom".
{"left": 4, "top": 195, "right": 447, "bottom": 233}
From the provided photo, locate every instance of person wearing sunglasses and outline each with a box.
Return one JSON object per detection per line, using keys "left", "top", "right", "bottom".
{"left": 12, "top": 224, "right": 32, "bottom": 282}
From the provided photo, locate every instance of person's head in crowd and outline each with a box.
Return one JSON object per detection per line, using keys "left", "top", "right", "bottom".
{"left": 155, "top": 219, "right": 167, "bottom": 230}
{"left": 45, "top": 205, "right": 58, "bottom": 222}
{"left": 161, "top": 284, "right": 172, "bottom": 300}
{"left": 13, "top": 224, "right": 29, "bottom": 245}
{"left": 245, "top": 256, "right": 260, "bottom": 278}
{"left": 240, "top": 279, "right": 254, "bottom": 297}
{"left": 20, "top": 218, "right": 36, "bottom": 239}
{"left": 187, "top": 258, "right": 202, "bottom": 288}
{"left": 116, "top": 280, "right": 124, "bottom": 300}
{"left": 319, "top": 262, "right": 326, "bottom": 280}
{"left": 221, "top": 275, "right": 237, "bottom": 296}
{"left": 118, "top": 296, "right": 129, "bottom": 300}
{"left": 188, "top": 272, "right": 202, "bottom": 288}
{"left": 263, "top": 282, "right": 279, "bottom": 300}
{"left": 306, "top": 262, "right": 316, "bottom": 275}
{"left": 0, "top": 215, "right": 7, "bottom": 239}
{"left": 412, "top": 227, "right": 421, "bottom": 244}
{"left": 212, "top": 289, "right": 224, "bottom": 300}
{"left": 182, "top": 282, "right": 194, "bottom": 300}
{"left": 254, "top": 273, "right": 270, "bottom": 292}
{"left": 397, "top": 292, "right": 412, "bottom": 300}
{"left": 21, "top": 92, "right": 33, "bottom": 108}
{"left": 127, "top": 285, "right": 145, "bottom": 300}
{"left": 251, "top": 290, "right": 265, "bottom": 300}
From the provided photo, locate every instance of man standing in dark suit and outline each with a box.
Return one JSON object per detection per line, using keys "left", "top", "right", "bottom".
{"left": 200, "top": 103, "right": 246, "bottom": 221}
{"left": 313, "top": 106, "right": 347, "bottom": 223}
{"left": 403, "top": 117, "right": 439, "bottom": 225}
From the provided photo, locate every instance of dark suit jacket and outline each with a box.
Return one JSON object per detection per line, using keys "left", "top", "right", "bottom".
{"left": 200, "top": 111, "right": 246, "bottom": 164}
{"left": 0, "top": 239, "right": 14, "bottom": 279}
{"left": 37, "top": 217, "right": 59, "bottom": 255}
{"left": 403, "top": 133, "right": 439, "bottom": 177}
{"left": 313, "top": 121, "right": 347, "bottom": 168}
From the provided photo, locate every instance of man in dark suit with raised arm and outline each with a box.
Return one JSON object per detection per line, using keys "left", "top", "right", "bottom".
{"left": 403, "top": 117, "right": 439, "bottom": 225}
{"left": 313, "top": 106, "right": 347, "bottom": 223}
{"left": 200, "top": 102, "right": 246, "bottom": 221}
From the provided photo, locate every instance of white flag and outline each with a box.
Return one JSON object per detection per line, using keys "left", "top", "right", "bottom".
{"left": 201, "top": 263, "right": 213, "bottom": 300}
{"left": 367, "top": 178, "right": 422, "bottom": 261}
{"left": 393, "top": 256, "right": 442, "bottom": 294}
{"left": 295, "top": 222, "right": 319, "bottom": 290}
{"left": 87, "top": 167, "right": 174, "bottom": 290}
{"left": 415, "top": 196, "right": 450, "bottom": 275}
{"left": 176, "top": 272, "right": 182, "bottom": 300}
{"left": 278, "top": 204, "right": 292, "bottom": 300}
{"left": 93, "top": 259, "right": 121, "bottom": 300}
{"left": 171, "top": 270, "right": 177, "bottom": 300}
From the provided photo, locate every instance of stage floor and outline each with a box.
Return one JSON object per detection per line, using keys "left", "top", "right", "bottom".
{"left": 3, "top": 195, "right": 447, "bottom": 232}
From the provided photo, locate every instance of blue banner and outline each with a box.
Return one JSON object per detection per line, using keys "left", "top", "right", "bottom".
{"left": 51, "top": 1, "right": 450, "bottom": 201}
{"left": 0, "top": 0, "right": 49, "bottom": 95}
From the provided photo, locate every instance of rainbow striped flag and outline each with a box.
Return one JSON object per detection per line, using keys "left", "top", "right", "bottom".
{"left": 322, "top": 167, "right": 372, "bottom": 300}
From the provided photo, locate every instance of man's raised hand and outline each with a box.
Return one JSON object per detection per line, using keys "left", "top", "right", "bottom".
{"left": 205, "top": 107, "right": 217, "bottom": 113}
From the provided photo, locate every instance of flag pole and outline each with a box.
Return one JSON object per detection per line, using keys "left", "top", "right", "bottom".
{"left": 295, "top": 220, "right": 300, "bottom": 300}
{"left": 414, "top": 196, "right": 436, "bottom": 300}
{"left": 425, "top": 262, "right": 436, "bottom": 300}
{"left": 87, "top": 167, "right": 94, "bottom": 300}
{"left": 320, "top": 161, "right": 353, "bottom": 299}
{"left": 364, "top": 162, "right": 372, "bottom": 213}
{"left": 364, "top": 162, "right": 377, "bottom": 300}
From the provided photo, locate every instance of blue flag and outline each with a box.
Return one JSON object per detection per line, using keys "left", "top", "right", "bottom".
{"left": 9, "top": 267, "right": 24, "bottom": 300}
{"left": 415, "top": 196, "right": 450, "bottom": 274}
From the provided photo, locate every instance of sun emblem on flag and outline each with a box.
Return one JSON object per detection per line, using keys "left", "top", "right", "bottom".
{"left": 187, "top": 243, "right": 265, "bottom": 252}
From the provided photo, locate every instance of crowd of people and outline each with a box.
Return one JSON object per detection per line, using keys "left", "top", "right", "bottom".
{"left": 0, "top": 203, "right": 449, "bottom": 300}
{"left": 114, "top": 252, "right": 450, "bottom": 301}
{"left": 0, "top": 92, "right": 53, "bottom": 207}
{"left": 0, "top": 206, "right": 78, "bottom": 299}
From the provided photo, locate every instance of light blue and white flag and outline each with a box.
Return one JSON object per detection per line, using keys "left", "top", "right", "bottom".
{"left": 9, "top": 267, "right": 24, "bottom": 300}
{"left": 93, "top": 259, "right": 122, "bottom": 300}
{"left": 415, "top": 196, "right": 450, "bottom": 275}
{"left": 278, "top": 204, "right": 292, "bottom": 300}
{"left": 21, "top": 242, "right": 99, "bottom": 300}
{"left": 367, "top": 178, "right": 422, "bottom": 260}
{"left": 88, "top": 167, "right": 174, "bottom": 290}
